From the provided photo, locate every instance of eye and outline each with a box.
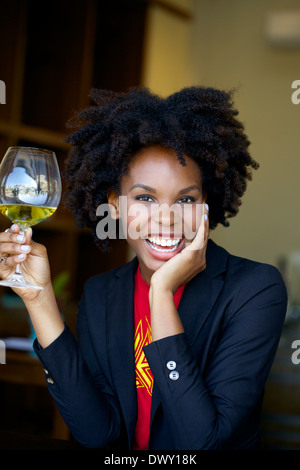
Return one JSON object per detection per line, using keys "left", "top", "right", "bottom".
{"left": 177, "top": 196, "right": 195, "bottom": 204}
{"left": 135, "top": 195, "right": 154, "bottom": 202}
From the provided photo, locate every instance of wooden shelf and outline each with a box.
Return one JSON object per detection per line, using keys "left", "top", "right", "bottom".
{"left": 0, "top": 0, "right": 150, "bottom": 444}
{"left": 0, "top": 120, "right": 69, "bottom": 150}
{"left": 0, "top": 0, "right": 146, "bottom": 303}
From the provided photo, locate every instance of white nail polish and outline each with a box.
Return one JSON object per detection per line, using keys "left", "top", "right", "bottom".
{"left": 17, "top": 235, "right": 24, "bottom": 242}
{"left": 18, "top": 253, "right": 25, "bottom": 260}
{"left": 21, "top": 245, "right": 29, "bottom": 252}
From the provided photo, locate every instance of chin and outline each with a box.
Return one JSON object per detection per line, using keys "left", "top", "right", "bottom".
{"left": 135, "top": 237, "right": 186, "bottom": 281}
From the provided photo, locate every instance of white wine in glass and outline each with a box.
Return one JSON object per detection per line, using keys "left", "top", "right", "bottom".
{"left": 0, "top": 146, "right": 62, "bottom": 289}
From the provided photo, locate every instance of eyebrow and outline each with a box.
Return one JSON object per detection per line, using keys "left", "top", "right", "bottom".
{"left": 129, "top": 184, "right": 202, "bottom": 194}
{"left": 178, "top": 185, "right": 202, "bottom": 195}
{"left": 129, "top": 184, "right": 156, "bottom": 193}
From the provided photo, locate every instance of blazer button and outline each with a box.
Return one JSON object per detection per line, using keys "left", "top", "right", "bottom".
{"left": 47, "top": 377, "right": 54, "bottom": 384}
{"left": 166, "top": 360, "right": 177, "bottom": 370}
{"left": 169, "top": 371, "right": 179, "bottom": 381}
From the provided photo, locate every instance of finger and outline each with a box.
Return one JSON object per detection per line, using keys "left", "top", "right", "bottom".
{"left": 2, "top": 252, "right": 28, "bottom": 265}
{"left": 7, "top": 223, "right": 20, "bottom": 234}
{"left": 0, "top": 224, "right": 21, "bottom": 241}
{"left": 0, "top": 226, "right": 31, "bottom": 249}
{"left": 1, "top": 223, "right": 32, "bottom": 250}
{"left": 186, "top": 203, "right": 208, "bottom": 251}
{"left": 0, "top": 240, "right": 31, "bottom": 257}
{"left": 5, "top": 223, "right": 31, "bottom": 237}
{"left": 204, "top": 203, "right": 209, "bottom": 239}
{"left": 24, "top": 227, "right": 32, "bottom": 245}
{"left": 198, "top": 202, "right": 209, "bottom": 242}
{"left": 10, "top": 224, "right": 33, "bottom": 245}
{"left": 199, "top": 203, "right": 209, "bottom": 250}
{"left": 0, "top": 236, "right": 31, "bottom": 263}
{"left": 0, "top": 251, "right": 29, "bottom": 276}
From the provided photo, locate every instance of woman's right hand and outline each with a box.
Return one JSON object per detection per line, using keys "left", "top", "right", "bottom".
{"left": 0, "top": 224, "right": 52, "bottom": 304}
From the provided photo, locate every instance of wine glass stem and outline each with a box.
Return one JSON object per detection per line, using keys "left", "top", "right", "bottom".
{"left": 15, "top": 228, "right": 26, "bottom": 275}
{"left": 15, "top": 263, "right": 22, "bottom": 275}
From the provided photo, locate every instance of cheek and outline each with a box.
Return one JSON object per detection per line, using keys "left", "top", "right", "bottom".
{"left": 120, "top": 202, "right": 151, "bottom": 240}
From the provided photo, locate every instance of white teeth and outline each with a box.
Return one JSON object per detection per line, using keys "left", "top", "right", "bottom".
{"left": 148, "top": 237, "right": 181, "bottom": 247}
{"left": 147, "top": 237, "right": 181, "bottom": 252}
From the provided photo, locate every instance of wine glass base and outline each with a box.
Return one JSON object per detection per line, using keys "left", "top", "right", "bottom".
{"left": 0, "top": 274, "right": 43, "bottom": 290}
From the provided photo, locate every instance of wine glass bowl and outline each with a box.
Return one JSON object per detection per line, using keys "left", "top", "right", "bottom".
{"left": 0, "top": 146, "right": 62, "bottom": 289}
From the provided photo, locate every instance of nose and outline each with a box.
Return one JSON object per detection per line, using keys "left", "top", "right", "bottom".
{"left": 150, "top": 203, "right": 182, "bottom": 234}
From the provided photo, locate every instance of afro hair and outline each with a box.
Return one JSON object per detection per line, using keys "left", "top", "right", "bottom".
{"left": 63, "top": 86, "right": 258, "bottom": 251}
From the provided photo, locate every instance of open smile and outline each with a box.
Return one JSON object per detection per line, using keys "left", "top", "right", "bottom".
{"left": 147, "top": 237, "right": 181, "bottom": 252}
{"left": 144, "top": 236, "right": 184, "bottom": 260}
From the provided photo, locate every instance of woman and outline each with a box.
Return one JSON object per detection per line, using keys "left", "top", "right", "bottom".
{"left": 0, "top": 86, "right": 287, "bottom": 449}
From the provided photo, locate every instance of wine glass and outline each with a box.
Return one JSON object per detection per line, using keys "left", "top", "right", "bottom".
{"left": 0, "top": 146, "right": 62, "bottom": 289}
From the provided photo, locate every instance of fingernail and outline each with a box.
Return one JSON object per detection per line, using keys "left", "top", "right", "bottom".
{"left": 204, "top": 214, "right": 208, "bottom": 220}
{"left": 205, "top": 203, "right": 209, "bottom": 211}
{"left": 18, "top": 253, "right": 25, "bottom": 260}
{"left": 11, "top": 224, "right": 16, "bottom": 231}
{"left": 21, "top": 245, "right": 30, "bottom": 252}
{"left": 17, "top": 234, "right": 25, "bottom": 242}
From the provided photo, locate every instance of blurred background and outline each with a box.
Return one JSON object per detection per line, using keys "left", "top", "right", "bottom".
{"left": 0, "top": 0, "right": 300, "bottom": 449}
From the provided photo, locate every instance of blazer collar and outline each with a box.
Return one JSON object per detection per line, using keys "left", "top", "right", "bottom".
{"left": 205, "top": 238, "right": 229, "bottom": 278}
{"left": 106, "top": 238, "right": 229, "bottom": 446}
{"left": 177, "top": 239, "right": 228, "bottom": 344}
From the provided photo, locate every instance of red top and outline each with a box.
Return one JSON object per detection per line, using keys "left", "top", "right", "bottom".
{"left": 133, "top": 265, "right": 185, "bottom": 450}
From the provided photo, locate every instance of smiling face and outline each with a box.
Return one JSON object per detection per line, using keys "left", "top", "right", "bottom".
{"left": 108, "top": 146, "right": 205, "bottom": 283}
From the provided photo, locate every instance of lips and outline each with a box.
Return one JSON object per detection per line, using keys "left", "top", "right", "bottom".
{"left": 145, "top": 236, "right": 184, "bottom": 260}
{"left": 147, "top": 236, "right": 181, "bottom": 251}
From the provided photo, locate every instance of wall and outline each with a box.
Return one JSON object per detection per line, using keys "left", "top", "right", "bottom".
{"left": 190, "top": 0, "right": 300, "bottom": 268}
{"left": 142, "top": 0, "right": 300, "bottom": 269}
{"left": 142, "top": 0, "right": 195, "bottom": 95}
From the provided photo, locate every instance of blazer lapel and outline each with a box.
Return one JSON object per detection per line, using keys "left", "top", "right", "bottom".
{"left": 106, "top": 257, "right": 138, "bottom": 448}
{"left": 178, "top": 239, "right": 228, "bottom": 345}
{"left": 150, "top": 238, "right": 229, "bottom": 423}
{"left": 179, "top": 239, "right": 228, "bottom": 343}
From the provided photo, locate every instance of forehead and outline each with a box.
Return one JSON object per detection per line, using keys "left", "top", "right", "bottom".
{"left": 122, "top": 146, "right": 202, "bottom": 187}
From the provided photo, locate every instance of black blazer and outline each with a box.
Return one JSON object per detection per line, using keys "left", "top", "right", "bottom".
{"left": 34, "top": 239, "right": 287, "bottom": 450}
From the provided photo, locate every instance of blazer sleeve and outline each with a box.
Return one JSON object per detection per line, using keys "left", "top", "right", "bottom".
{"left": 143, "top": 263, "right": 287, "bottom": 449}
{"left": 33, "top": 291, "right": 122, "bottom": 448}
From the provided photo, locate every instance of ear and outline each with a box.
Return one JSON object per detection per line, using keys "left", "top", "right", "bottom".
{"left": 107, "top": 190, "right": 120, "bottom": 220}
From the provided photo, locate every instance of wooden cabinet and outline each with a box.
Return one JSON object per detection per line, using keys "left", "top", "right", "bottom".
{"left": 0, "top": 0, "right": 147, "bottom": 308}
{"left": 0, "top": 0, "right": 149, "bottom": 441}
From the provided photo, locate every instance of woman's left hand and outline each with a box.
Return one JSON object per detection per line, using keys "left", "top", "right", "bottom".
{"left": 150, "top": 204, "right": 209, "bottom": 293}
